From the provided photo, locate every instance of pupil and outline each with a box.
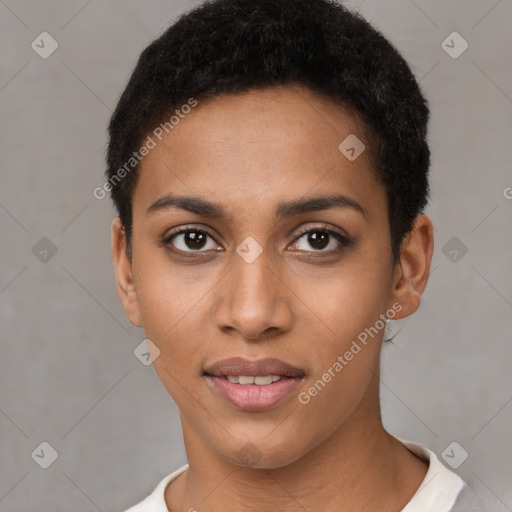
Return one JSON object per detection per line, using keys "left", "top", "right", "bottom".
{"left": 186, "top": 231, "right": 206, "bottom": 249}
{"left": 309, "top": 231, "right": 328, "bottom": 250}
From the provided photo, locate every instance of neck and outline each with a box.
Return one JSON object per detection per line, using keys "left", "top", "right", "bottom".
{"left": 165, "top": 378, "right": 428, "bottom": 512}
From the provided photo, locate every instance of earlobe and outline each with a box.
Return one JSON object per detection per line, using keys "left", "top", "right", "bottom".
{"left": 390, "top": 214, "right": 434, "bottom": 320}
{"left": 111, "top": 218, "right": 142, "bottom": 327}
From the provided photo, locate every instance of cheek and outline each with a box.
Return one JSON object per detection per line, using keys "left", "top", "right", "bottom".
{"left": 292, "top": 285, "right": 386, "bottom": 441}
{"left": 134, "top": 245, "right": 217, "bottom": 329}
{"left": 132, "top": 254, "right": 216, "bottom": 373}
{"left": 290, "top": 256, "right": 389, "bottom": 411}
{"left": 293, "top": 251, "right": 390, "bottom": 345}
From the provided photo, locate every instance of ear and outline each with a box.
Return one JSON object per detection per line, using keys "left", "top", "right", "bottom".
{"left": 389, "top": 214, "right": 434, "bottom": 319}
{"left": 111, "top": 217, "right": 142, "bottom": 327}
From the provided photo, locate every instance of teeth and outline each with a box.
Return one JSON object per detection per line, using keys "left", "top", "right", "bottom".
{"left": 254, "top": 376, "right": 273, "bottom": 385}
{"left": 225, "top": 375, "right": 283, "bottom": 385}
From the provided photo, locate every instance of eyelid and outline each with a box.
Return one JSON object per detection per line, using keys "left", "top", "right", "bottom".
{"left": 292, "top": 223, "right": 349, "bottom": 242}
{"left": 161, "top": 225, "right": 220, "bottom": 247}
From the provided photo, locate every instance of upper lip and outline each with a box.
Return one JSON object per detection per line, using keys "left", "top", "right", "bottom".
{"left": 204, "top": 357, "right": 305, "bottom": 378}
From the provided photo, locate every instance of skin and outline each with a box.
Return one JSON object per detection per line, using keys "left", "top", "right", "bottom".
{"left": 112, "top": 84, "right": 434, "bottom": 512}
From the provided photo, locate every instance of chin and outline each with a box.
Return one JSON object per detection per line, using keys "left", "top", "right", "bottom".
{"left": 217, "top": 436, "right": 308, "bottom": 470}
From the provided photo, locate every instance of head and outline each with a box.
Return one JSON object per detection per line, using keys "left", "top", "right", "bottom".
{"left": 107, "top": 0, "right": 434, "bottom": 468}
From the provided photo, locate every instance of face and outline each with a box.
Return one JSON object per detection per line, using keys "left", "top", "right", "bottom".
{"left": 112, "top": 85, "right": 433, "bottom": 469}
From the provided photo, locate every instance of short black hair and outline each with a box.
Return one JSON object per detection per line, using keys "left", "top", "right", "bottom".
{"left": 106, "top": 0, "right": 430, "bottom": 264}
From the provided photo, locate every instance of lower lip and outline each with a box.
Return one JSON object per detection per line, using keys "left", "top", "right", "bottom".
{"left": 206, "top": 375, "right": 303, "bottom": 412}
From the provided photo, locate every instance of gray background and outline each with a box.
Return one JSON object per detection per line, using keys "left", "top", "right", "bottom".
{"left": 1, "top": 0, "right": 511, "bottom": 510}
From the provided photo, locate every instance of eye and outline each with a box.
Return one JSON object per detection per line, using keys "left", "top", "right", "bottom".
{"left": 162, "top": 223, "right": 350, "bottom": 257}
{"left": 289, "top": 224, "right": 350, "bottom": 254}
{"left": 163, "top": 226, "right": 220, "bottom": 253}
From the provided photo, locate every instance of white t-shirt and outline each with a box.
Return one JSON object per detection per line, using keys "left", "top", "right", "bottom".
{"left": 123, "top": 438, "right": 484, "bottom": 512}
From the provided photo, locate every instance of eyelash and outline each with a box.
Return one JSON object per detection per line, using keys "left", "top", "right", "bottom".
{"left": 161, "top": 224, "right": 351, "bottom": 258}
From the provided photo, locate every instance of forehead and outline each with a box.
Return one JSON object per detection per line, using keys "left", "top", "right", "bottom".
{"left": 133, "top": 85, "right": 386, "bottom": 222}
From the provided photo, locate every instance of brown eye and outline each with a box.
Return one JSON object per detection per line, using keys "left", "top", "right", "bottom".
{"left": 165, "top": 228, "right": 219, "bottom": 253}
{"left": 290, "top": 225, "right": 350, "bottom": 254}
{"left": 305, "top": 231, "right": 330, "bottom": 250}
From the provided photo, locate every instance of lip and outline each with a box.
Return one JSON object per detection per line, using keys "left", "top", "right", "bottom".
{"left": 203, "top": 357, "right": 305, "bottom": 412}
{"left": 204, "top": 357, "right": 305, "bottom": 378}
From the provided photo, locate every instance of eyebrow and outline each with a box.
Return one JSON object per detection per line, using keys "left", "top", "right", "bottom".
{"left": 146, "top": 193, "right": 367, "bottom": 221}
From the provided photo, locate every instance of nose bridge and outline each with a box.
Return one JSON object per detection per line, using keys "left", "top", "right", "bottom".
{"left": 230, "top": 231, "right": 275, "bottom": 294}
{"left": 215, "top": 241, "right": 292, "bottom": 338}
{"left": 234, "top": 246, "right": 273, "bottom": 296}
{"left": 231, "top": 242, "right": 277, "bottom": 310}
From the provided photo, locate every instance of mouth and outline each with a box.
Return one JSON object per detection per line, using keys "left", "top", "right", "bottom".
{"left": 203, "top": 357, "right": 305, "bottom": 412}
{"left": 210, "top": 375, "right": 291, "bottom": 385}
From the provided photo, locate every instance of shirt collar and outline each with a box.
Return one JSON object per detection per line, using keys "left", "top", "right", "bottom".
{"left": 397, "top": 438, "right": 464, "bottom": 512}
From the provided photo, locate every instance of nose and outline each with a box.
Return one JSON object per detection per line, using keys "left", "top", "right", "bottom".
{"left": 213, "top": 248, "right": 294, "bottom": 341}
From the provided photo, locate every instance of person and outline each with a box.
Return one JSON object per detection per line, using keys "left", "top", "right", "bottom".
{"left": 105, "top": 0, "right": 484, "bottom": 510}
